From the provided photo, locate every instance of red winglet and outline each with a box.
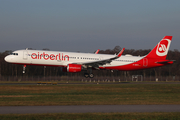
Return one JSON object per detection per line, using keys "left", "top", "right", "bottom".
{"left": 95, "top": 49, "right": 100, "bottom": 54}
{"left": 117, "top": 48, "right": 125, "bottom": 57}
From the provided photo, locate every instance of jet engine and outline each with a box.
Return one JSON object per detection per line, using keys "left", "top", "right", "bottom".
{"left": 67, "top": 64, "right": 82, "bottom": 72}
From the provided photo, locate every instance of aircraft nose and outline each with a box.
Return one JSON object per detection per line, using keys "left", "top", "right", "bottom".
{"left": 4, "top": 56, "right": 12, "bottom": 63}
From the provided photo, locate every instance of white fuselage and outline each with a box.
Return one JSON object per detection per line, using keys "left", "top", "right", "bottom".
{"left": 5, "top": 49, "right": 143, "bottom": 68}
{"left": 4, "top": 36, "right": 174, "bottom": 74}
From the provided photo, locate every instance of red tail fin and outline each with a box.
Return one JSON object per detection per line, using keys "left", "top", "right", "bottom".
{"left": 145, "top": 36, "right": 172, "bottom": 59}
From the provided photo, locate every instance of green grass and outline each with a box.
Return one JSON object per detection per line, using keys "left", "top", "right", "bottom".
{"left": 0, "top": 84, "right": 180, "bottom": 106}
{"left": 0, "top": 113, "right": 180, "bottom": 120}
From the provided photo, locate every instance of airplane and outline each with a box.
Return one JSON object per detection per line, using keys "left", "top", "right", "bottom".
{"left": 4, "top": 36, "right": 174, "bottom": 78}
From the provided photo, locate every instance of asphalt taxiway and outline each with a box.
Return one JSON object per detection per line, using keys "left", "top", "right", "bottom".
{"left": 0, "top": 105, "right": 180, "bottom": 114}
{"left": 1, "top": 82, "right": 180, "bottom": 85}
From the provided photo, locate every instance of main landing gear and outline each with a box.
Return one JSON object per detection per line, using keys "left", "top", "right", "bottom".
{"left": 84, "top": 67, "right": 94, "bottom": 78}
{"left": 84, "top": 73, "right": 94, "bottom": 78}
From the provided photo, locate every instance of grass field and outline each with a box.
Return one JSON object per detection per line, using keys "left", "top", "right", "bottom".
{"left": 0, "top": 83, "right": 180, "bottom": 120}
{"left": 0, "top": 83, "right": 180, "bottom": 106}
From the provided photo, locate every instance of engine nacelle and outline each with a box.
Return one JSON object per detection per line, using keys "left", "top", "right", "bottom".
{"left": 67, "top": 64, "right": 82, "bottom": 73}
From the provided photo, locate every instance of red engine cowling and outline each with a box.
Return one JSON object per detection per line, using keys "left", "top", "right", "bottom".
{"left": 67, "top": 64, "right": 82, "bottom": 72}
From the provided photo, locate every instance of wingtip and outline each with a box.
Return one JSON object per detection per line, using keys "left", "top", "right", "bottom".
{"left": 95, "top": 49, "right": 100, "bottom": 54}
{"left": 117, "top": 48, "right": 125, "bottom": 57}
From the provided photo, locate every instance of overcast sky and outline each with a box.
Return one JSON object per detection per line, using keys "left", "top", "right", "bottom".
{"left": 1, "top": 0, "right": 180, "bottom": 53}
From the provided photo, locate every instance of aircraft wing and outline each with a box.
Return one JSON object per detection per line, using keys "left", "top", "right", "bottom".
{"left": 73, "top": 48, "right": 125, "bottom": 68}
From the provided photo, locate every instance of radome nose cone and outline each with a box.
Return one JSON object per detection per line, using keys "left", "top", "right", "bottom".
{"left": 4, "top": 56, "right": 10, "bottom": 62}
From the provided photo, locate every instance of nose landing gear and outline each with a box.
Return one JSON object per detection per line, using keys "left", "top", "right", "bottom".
{"left": 23, "top": 65, "right": 26, "bottom": 73}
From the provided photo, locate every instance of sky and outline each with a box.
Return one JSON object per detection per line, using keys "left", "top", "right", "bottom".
{"left": 1, "top": 0, "right": 180, "bottom": 53}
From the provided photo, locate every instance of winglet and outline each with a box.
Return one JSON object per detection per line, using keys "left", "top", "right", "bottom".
{"left": 95, "top": 49, "right": 100, "bottom": 54}
{"left": 117, "top": 48, "right": 125, "bottom": 57}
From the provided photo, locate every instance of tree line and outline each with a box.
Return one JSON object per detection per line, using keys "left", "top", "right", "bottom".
{"left": 0, "top": 46, "right": 179, "bottom": 78}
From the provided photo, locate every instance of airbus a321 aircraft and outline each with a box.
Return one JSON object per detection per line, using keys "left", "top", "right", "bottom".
{"left": 5, "top": 36, "right": 174, "bottom": 78}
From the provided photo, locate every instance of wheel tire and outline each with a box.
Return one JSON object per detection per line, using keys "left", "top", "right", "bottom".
{"left": 84, "top": 73, "right": 89, "bottom": 78}
{"left": 89, "top": 73, "right": 94, "bottom": 78}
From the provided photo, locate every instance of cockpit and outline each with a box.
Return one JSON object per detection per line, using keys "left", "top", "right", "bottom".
{"left": 5, "top": 52, "right": 19, "bottom": 63}
{"left": 10, "top": 53, "right": 18, "bottom": 56}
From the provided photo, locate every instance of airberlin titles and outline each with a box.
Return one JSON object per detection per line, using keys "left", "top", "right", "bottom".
{"left": 30, "top": 52, "right": 69, "bottom": 61}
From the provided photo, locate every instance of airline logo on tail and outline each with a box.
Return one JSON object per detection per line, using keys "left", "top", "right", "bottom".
{"left": 156, "top": 39, "right": 171, "bottom": 56}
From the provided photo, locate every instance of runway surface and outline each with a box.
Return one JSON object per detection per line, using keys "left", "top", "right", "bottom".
{"left": 1, "top": 82, "right": 180, "bottom": 85}
{"left": 0, "top": 105, "right": 180, "bottom": 114}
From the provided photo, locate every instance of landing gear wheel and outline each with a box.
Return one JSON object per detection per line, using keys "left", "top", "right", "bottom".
{"left": 84, "top": 73, "right": 89, "bottom": 78}
{"left": 89, "top": 73, "right": 94, "bottom": 78}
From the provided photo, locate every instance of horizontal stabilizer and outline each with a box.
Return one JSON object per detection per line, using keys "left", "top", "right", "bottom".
{"left": 156, "top": 60, "right": 175, "bottom": 64}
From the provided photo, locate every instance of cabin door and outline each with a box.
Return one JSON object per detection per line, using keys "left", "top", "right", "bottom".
{"left": 23, "top": 50, "right": 28, "bottom": 60}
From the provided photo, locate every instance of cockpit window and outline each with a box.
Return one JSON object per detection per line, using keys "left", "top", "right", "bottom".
{"left": 10, "top": 53, "right": 18, "bottom": 56}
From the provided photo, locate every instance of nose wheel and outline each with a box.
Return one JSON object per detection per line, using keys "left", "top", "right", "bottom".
{"left": 23, "top": 65, "right": 26, "bottom": 73}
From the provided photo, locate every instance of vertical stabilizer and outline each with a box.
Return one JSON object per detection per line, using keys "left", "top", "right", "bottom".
{"left": 145, "top": 36, "right": 172, "bottom": 59}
